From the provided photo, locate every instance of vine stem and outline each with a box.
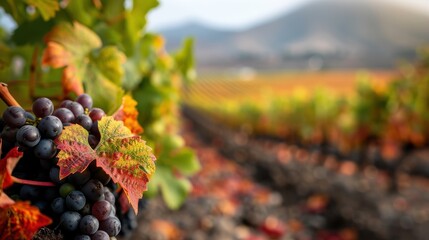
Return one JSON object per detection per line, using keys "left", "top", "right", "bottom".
{"left": 11, "top": 176, "right": 55, "bottom": 187}
{"left": 0, "top": 83, "right": 20, "bottom": 107}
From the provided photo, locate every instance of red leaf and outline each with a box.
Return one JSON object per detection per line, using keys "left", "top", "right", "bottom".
{"left": 55, "top": 116, "right": 156, "bottom": 213}
{"left": 0, "top": 147, "right": 23, "bottom": 190}
{"left": 0, "top": 201, "right": 52, "bottom": 240}
{"left": 0, "top": 147, "right": 23, "bottom": 207}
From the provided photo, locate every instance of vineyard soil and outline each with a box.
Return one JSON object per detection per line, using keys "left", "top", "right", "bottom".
{"left": 123, "top": 111, "right": 392, "bottom": 240}
{"left": 128, "top": 106, "right": 429, "bottom": 240}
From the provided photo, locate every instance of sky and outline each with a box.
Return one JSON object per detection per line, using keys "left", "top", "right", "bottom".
{"left": 147, "top": 0, "right": 429, "bottom": 30}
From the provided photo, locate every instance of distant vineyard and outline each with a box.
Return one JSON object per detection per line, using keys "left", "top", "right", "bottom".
{"left": 184, "top": 71, "right": 395, "bottom": 104}
{"left": 183, "top": 57, "right": 429, "bottom": 158}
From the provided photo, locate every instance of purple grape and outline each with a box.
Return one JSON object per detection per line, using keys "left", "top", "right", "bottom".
{"left": 2, "top": 106, "right": 26, "bottom": 128}
{"left": 74, "top": 235, "right": 91, "bottom": 240}
{"left": 49, "top": 167, "right": 64, "bottom": 184}
{"left": 66, "top": 190, "right": 86, "bottom": 211}
{"left": 76, "top": 114, "right": 93, "bottom": 130}
{"left": 32, "top": 97, "right": 54, "bottom": 118}
{"left": 82, "top": 179, "right": 104, "bottom": 202}
{"left": 25, "top": 111, "right": 35, "bottom": 121}
{"left": 88, "top": 134, "right": 99, "bottom": 149}
{"left": 91, "top": 200, "right": 111, "bottom": 221}
{"left": 89, "top": 108, "right": 105, "bottom": 122}
{"left": 67, "top": 102, "right": 84, "bottom": 117}
{"left": 60, "top": 99, "right": 73, "bottom": 108}
{"left": 1, "top": 126, "right": 18, "bottom": 142}
{"left": 103, "top": 190, "right": 115, "bottom": 205}
{"left": 51, "top": 197, "right": 65, "bottom": 214}
{"left": 90, "top": 122, "right": 100, "bottom": 138}
{"left": 91, "top": 230, "right": 109, "bottom": 240}
{"left": 99, "top": 216, "right": 121, "bottom": 237}
{"left": 53, "top": 108, "right": 75, "bottom": 124}
{"left": 33, "top": 139, "right": 57, "bottom": 159}
{"left": 37, "top": 115, "right": 63, "bottom": 139}
{"left": 60, "top": 211, "right": 81, "bottom": 232}
{"left": 79, "top": 215, "right": 99, "bottom": 235}
{"left": 80, "top": 203, "right": 91, "bottom": 216}
{"left": 76, "top": 94, "right": 93, "bottom": 109}
{"left": 16, "top": 125, "right": 41, "bottom": 147}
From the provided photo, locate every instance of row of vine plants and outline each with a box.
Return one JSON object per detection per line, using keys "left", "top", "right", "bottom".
{"left": 186, "top": 48, "right": 429, "bottom": 159}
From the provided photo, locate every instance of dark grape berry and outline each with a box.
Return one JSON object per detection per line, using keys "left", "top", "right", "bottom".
{"left": 91, "top": 200, "right": 111, "bottom": 221}
{"left": 79, "top": 215, "right": 99, "bottom": 235}
{"left": 60, "top": 211, "right": 81, "bottom": 232}
{"left": 89, "top": 108, "right": 105, "bottom": 121}
{"left": 2, "top": 106, "right": 26, "bottom": 128}
{"left": 74, "top": 235, "right": 91, "bottom": 240}
{"left": 103, "top": 189, "right": 115, "bottom": 205}
{"left": 24, "top": 112, "right": 35, "bottom": 121}
{"left": 51, "top": 197, "right": 65, "bottom": 214}
{"left": 82, "top": 179, "right": 104, "bottom": 202}
{"left": 76, "top": 114, "right": 93, "bottom": 130}
{"left": 49, "top": 167, "right": 64, "bottom": 184}
{"left": 76, "top": 94, "right": 93, "bottom": 109}
{"left": 90, "top": 122, "right": 100, "bottom": 139}
{"left": 37, "top": 116, "right": 63, "bottom": 139}
{"left": 99, "top": 216, "right": 121, "bottom": 237}
{"left": 34, "top": 139, "right": 57, "bottom": 159}
{"left": 66, "top": 190, "right": 86, "bottom": 211}
{"left": 88, "top": 134, "right": 100, "bottom": 149}
{"left": 1, "top": 126, "right": 18, "bottom": 142}
{"left": 16, "top": 125, "right": 41, "bottom": 147}
{"left": 91, "top": 230, "right": 110, "bottom": 240}
{"left": 53, "top": 108, "right": 75, "bottom": 124}
{"left": 60, "top": 99, "right": 73, "bottom": 108}
{"left": 80, "top": 203, "right": 91, "bottom": 216}
{"left": 32, "top": 97, "right": 54, "bottom": 118}
{"left": 67, "top": 102, "right": 84, "bottom": 117}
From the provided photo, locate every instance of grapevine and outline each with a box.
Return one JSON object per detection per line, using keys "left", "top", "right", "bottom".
{"left": 0, "top": 84, "right": 155, "bottom": 239}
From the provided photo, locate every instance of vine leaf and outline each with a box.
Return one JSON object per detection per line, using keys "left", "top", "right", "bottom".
{"left": 0, "top": 147, "right": 23, "bottom": 207}
{"left": 113, "top": 95, "right": 144, "bottom": 135}
{"left": 0, "top": 201, "right": 52, "bottom": 240}
{"left": 25, "top": 0, "right": 60, "bottom": 21}
{"left": 0, "top": 147, "right": 23, "bottom": 190}
{"left": 55, "top": 116, "right": 156, "bottom": 213}
{"left": 42, "top": 22, "right": 125, "bottom": 114}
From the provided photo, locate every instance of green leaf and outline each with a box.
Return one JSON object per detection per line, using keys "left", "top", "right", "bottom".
{"left": 174, "top": 37, "right": 196, "bottom": 84}
{"left": 0, "top": 1, "right": 29, "bottom": 24}
{"left": 64, "top": 0, "right": 99, "bottom": 26}
{"left": 25, "top": 0, "right": 59, "bottom": 21}
{"left": 120, "top": 0, "right": 159, "bottom": 55}
{"left": 55, "top": 116, "right": 156, "bottom": 213}
{"left": 149, "top": 166, "right": 191, "bottom": 210}
{"left": 165, "top": 148, "right": 200, "bottom": 176}
{"left": 11, "top": 18, "right": 55, "bottom": 45}
{"left": 42, "top": 22, "right": 125, "bottom": 113}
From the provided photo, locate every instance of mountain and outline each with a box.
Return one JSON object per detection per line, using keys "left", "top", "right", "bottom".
{"left": 159, "top": 0, "right": 429, "bottom": 71}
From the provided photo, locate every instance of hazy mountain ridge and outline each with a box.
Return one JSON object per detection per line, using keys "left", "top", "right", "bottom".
{"left": 159, "top": 0, "right": 429, "bottom": 71}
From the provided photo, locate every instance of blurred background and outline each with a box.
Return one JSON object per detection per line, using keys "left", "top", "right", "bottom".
{"left": 139, "top": 0, "right": 429, "bottom": 239}
{"left": 1, "top": 0, "right": 429, "bottom": 239}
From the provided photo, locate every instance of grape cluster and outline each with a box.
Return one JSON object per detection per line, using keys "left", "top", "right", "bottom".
{"left": 1, "top": 94, "right": 125, "bottom": 239}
